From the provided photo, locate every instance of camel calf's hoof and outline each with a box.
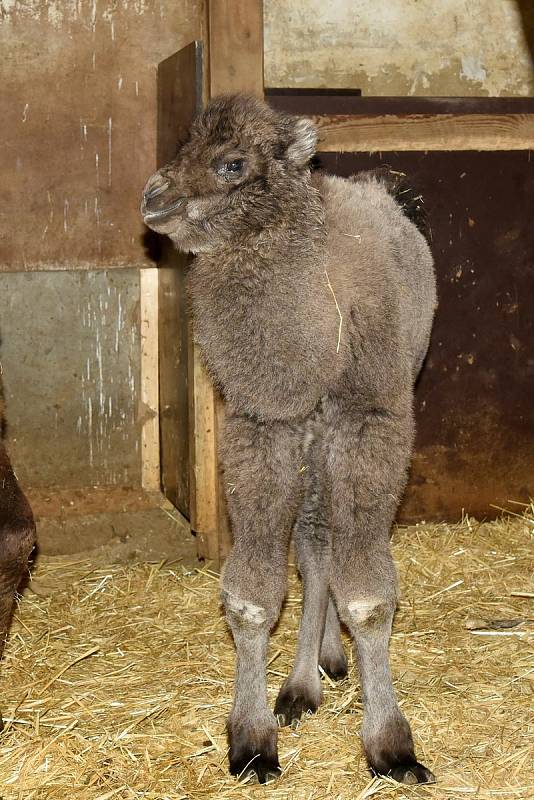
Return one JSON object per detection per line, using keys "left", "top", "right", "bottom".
{"left": 230, "top": 752, "right": 281, "bottom": 784}
{"left": 274, "top": 670, "right": 322, "bottom": 726}
{"left": 274, "top": 679, "right": 321, "bottom": 727}
{"left": 228, "top": 718, "right": 281, "bottom": 784}
{"left": 229, "top": 747, "right": 281, "bottom": 784}
{"left": 389, "top": 761, "right": 436, "bottom": 785}
{"left": 319, "top": 652, "right": 348, "bottom": 681}
{"left": 372, "top": 759, "right": 435, "bottom": 785}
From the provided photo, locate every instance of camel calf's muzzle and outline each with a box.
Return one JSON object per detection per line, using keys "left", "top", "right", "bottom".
{"left": 141, "top": 171, "right": 186, "bottom": 223}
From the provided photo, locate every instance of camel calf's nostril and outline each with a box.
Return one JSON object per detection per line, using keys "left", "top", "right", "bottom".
{"left": 144, "top": 180, "right": 170, "bottom": 201}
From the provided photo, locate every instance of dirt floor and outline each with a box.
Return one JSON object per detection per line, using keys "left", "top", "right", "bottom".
{"left": 30, "top": 487, "right": 197, "bottom": 566}
{"left": 0, "top": 508, "right": 532, "bottom": 799}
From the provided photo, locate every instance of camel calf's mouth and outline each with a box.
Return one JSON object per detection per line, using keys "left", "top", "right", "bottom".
{"left": 141, "top": 173, "right": 186, "bottom": 222}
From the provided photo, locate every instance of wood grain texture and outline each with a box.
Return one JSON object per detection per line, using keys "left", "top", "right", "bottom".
{"left": 313, "top": 113, "right": 534, "bottom": 152}
{"left": 189, "top": 346, "right": 219, "bottom": 560}
{"left": 0, "top": 0, "right": 203, "bottom": 272}
{"left": 158, "top": 251, "right": 191, "bottom": 517}
{"left": 157, "top": 43, "right": 204, "bottom": 520}
{"left": 208, "top": 0, "right": 264, "bottom": 96}
{"left": 140, "top": 268, "right": 161, "bottom": 492}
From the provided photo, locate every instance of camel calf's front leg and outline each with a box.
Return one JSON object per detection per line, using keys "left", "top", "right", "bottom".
{"left": 220, "top": 415, "right": 304, "bottom": 783}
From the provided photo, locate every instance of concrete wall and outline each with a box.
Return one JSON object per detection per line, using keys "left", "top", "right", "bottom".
{"left": 0, "top": 270, "right": 143, "bottom": 488}
{"left": 264, "top": 0, "right": 534, "bottom": 96}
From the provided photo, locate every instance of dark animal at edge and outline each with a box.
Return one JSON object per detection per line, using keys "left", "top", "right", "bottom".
{"left": 142, "top": 94, "right": 437, "bottom": 785}
{"left": 0, "top": 390, "right": 36, "bottom": 726}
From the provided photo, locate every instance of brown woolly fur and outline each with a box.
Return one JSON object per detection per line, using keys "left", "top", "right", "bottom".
{"left": 142, "top": 94, "right": 437, "bottom": 784}
{"left": 0, "top": 383, "right": 36, "bottom": 727}
{"left": 0, "top": 510, "right": 533, "bottom": 798}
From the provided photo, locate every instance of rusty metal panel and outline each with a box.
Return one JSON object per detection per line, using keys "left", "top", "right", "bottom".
{"left": 317, "top": 150, "right": 534, "bottom": 521}
{"left": 0, "top": 0, "right": 203, "bottom": 272}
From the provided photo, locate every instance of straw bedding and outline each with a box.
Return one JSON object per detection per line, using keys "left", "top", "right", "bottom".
{"left": 0, "top": 506, "right": 532, "bottom": 799}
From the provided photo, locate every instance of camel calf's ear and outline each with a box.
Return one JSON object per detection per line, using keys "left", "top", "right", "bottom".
{"left": 286, "top": 117, "right": 318, "bottom": 167}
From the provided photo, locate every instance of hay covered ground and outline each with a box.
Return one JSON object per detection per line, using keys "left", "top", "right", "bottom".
{"left": 0, "top": 508, "right": 533, "bottom": 799}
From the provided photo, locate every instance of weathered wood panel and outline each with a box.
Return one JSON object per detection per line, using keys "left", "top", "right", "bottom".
{"left": 209, "top": 0, "right": 264, "bottom": 97}
{"left": 264, "top": 0, "right": 534, "bottom": 97}
{"left": 318, "top": 150, "right": 534, "bottom": 521}
{"left": 0, "top": 0, "right": 204, "bottom": 272}
{"left": 140, "top": 267, "right": 160, "bottom": 492}
{"left": 156, "top": 44, "right": 204, "bottom": 520}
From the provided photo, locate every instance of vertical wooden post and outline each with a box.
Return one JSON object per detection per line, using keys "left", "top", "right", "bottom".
{"left": 205, "top": 0, "right": 264, "bottom": 564}
{"left": 208, "top": 0, "right": 264, "bottom": 97}
{"left": 140, "top": 267, "right": 161, "bottom": 492}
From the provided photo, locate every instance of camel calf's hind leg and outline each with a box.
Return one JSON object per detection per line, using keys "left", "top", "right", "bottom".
{"left": 328, "top": 404, "right": 435, "bottom": 785}
{"left": 275, "top": 452, "right": 348, "bottom": 728}
{"left": 319, "top": 597, "right": 348, "bottom": 680}
{"left": 220, "top": 415, "right": 304, "bottom": 783}
{"left": 275, "top": 473, "right": 331, "bottom": 726}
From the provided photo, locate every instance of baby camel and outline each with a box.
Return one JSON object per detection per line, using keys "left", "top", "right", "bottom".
{"left": 142, "top": 94, "right": 436, "bottom": 785}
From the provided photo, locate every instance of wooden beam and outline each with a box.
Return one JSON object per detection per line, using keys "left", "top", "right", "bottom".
{"left": 200, "top": 0, "right": 263, "bottom": 564}
{"left": 189, "top": 342, "right": 220, "bottom": 561}
{"left": 208, "top": 0, "right": 264, "bottom": 97}
{"left": 313, "top": 113, "right": 534, "bottom": 153}
{"left": 140, "top": 267, "right": 160, "bottom": 492}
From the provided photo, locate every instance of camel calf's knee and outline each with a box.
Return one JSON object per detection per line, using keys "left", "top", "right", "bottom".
{"left": 347, "top": 596, "right": 396, "bottom": 627}
{"left": 222, "top": 590, "right": 268, "bottom": 628}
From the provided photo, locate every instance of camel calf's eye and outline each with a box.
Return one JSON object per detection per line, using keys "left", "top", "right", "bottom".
{"left": 226, "top": 159, "right": 244, "bottom": 172}
{"left": 217, "top": 158, "right": 244, "bottom": 176}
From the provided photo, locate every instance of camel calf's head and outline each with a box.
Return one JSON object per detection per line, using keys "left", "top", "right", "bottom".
{"left": 141, "top": 94, "right": 318, "bottom": 253}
